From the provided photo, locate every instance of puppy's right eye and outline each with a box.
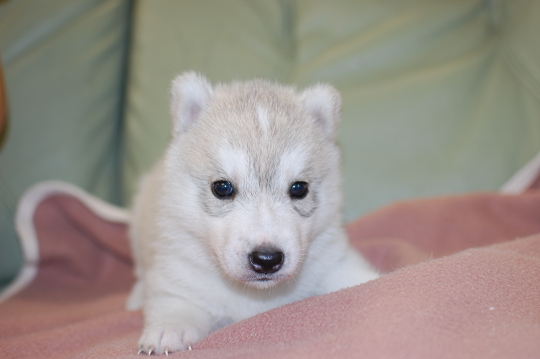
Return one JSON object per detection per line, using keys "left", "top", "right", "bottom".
{"left": 290, "top": 181, "right": 308, "bottom": 199}
{"left": 212, "top": 181, "right": 235, "bottom": 199}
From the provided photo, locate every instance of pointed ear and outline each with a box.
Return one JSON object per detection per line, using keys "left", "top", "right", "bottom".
{"left": 169, "top": 71, "right": 213, "bottom": 136}
{"left": 300, "top": 84, "right": 342, "bottom": 140}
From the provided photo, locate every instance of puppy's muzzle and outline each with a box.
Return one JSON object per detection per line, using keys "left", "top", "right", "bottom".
{"left": 248, "top": 247, "right": 284, "bottom": 274}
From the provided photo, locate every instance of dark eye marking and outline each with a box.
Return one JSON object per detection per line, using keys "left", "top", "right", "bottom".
{"left": 212, "top": 180, "right": 235, "bottom": 199}
{"left": 289, "top": 181, "right": 309, "bottom": 200}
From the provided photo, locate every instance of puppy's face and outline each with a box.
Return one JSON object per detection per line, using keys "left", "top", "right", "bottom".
{"left": 197, "top": 144, "right": 326, "bottom": 289}
{"left": 165, "top": 73, "right": 342, "bottom": 289}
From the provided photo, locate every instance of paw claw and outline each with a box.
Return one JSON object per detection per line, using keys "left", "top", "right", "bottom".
{"left": 139, "top": 324, "right": 204, "bottom": 355}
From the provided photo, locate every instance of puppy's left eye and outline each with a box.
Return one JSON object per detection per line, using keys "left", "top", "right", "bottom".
{"left": 212, "top": 181, "right": 235, "bottom": 199}
{"left": 290, "top": 181, "right": 308, "bottom": 199}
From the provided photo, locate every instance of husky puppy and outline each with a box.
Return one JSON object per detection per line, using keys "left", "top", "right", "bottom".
{"left": 127, "top": 72, "right": 379, "bottom": 355}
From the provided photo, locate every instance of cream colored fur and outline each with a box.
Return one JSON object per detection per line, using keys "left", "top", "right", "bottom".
{"left": 127, "top": 72, "right": 378, "bottom": 355}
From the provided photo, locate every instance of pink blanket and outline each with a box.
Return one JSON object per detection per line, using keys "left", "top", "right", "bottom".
{"left": 1, "top": 182, "right": 540, "bottom": 358}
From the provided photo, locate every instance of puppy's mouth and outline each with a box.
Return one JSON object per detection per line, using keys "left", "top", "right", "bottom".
{"left": 251, "top": 273, "right": 286, "bottom": 282}
{"left": 242, "top": 273, "right": 289, "bottom": 288}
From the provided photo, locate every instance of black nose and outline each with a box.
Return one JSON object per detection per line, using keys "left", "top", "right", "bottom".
{"left": 249, "top": 247, "right": 284, "bottom": 274}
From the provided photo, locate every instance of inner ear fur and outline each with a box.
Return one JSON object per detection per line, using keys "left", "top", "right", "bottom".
{"left": 169, "top": 71, "right": 213, "bottom": 136}
{"left": 300, "top": 84, "right": 342, "bottom": 140}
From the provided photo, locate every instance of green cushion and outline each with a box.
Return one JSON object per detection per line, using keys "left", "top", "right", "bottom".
{"left": 123, "top": 0, "right": 540, "bottom": 221}
{"left": 0, "top": 0, "right": 131, "bottom": 287}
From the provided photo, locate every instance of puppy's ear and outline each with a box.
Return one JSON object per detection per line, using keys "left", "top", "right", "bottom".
{"left": 170, "top": 72, "right": 213, "bottom": 135}
{"left": 300, "top": 84, "right": 342, "bottom": 140}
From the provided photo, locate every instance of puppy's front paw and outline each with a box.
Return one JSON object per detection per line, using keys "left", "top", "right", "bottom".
{"left": 137, "top": 325, "right": 205, "bottom": 355}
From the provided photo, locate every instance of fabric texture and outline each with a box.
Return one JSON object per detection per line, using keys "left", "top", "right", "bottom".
{"left": 1, "top": 181, "right": 540, "bottom": 358}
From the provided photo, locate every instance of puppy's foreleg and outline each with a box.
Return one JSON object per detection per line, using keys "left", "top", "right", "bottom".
{"left": 138, "top": 294, "right": 212, "bottom": 355}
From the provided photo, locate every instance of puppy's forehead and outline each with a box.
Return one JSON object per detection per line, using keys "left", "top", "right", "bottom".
{"left": 256, "top": 106, "right": 269, "bottom": 134}
{"left": 190, "top": 80, "right": 322, "bottom": 181}
{"left": 216, "top": 146, "right": 248, "bottom": 179}
{"left": 207, "top": 81, "right": 307, "bottom": 136}
{"left": 216, "top": 143, "right": 308, "bottom": 182}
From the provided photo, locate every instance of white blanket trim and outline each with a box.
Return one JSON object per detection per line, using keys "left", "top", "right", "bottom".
{"left": 500, "top": 150, "right": 540, "bottom": 194}
{"left": 0, "top": 181, "right": 129, "bottom": 303}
